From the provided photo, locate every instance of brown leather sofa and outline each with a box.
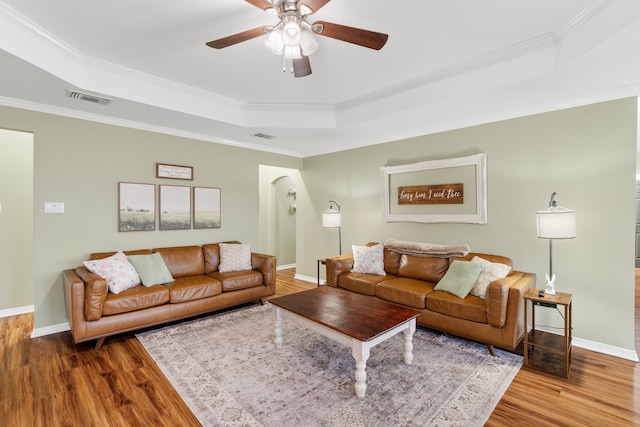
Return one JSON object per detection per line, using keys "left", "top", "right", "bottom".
{"left": 63, "top": 242, "right": 276, "bottom": 349}
{"left": 325, "top": 244, "right": 535, "bottom": 354}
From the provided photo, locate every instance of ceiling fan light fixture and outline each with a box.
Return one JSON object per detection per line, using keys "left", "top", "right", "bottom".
{"left": 265, "top": 28, "right": 284, "bottom": 55}
{"left": 282, "top": 20, "right": 301, "bottom": 47}
{"left": 283, "top": 45, "right": 302, "bottom": 59}
{"left": 300, "top": 29, "right": 319, "bottom": 55}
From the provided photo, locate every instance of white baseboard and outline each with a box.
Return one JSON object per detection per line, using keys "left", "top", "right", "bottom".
{"left": 0, "top": 305, "right": 34, "bottom": 318}
{"left": 573, "top": 337, "right": 639, "bottom": 362}
{"left": 295, "top": 273, "right": 321, "bottom": 284}
{"left": 31, "top": 322, "right": 70, "bottom": 338}
{"left": 277, "top": 263, "right": 296, "bottom": 271}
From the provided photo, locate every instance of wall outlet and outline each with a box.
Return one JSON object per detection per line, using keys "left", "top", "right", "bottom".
{"left": 44, "top": 202, "right": 64, "bottom": 213}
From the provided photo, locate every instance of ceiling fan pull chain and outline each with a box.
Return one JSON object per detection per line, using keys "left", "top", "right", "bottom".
{"left": 282, "top": 52, "right": 286, "bottom": 72}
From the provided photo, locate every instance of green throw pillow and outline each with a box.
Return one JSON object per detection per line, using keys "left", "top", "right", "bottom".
{"left": 434, "top": 260, "right": 483, "bottom": 299}
{"left": 127, "top": 252, "right": 174, "bottom": 286}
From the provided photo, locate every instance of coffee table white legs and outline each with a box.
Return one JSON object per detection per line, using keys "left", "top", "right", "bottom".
{"left": 273, "top": 307, "right": 283, "bottom": 349}
{"left": 271, "top": 306, "right": 417, "bottom": 398}
{"left": 352, "top": 343, "right": 371, "bottom": 398}
{"left": 403, "top": 320, "right": 416, "bottom": 364}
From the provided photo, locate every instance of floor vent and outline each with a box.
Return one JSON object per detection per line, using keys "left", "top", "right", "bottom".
{"left": 65, "top": 90, "right": 112, "bottom": 106}
{"left": 252, "top": 132, "right": 276, "bottom": 140}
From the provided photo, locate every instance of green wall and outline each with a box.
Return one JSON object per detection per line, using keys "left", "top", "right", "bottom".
{"left": 300, "top": 98, "right": 638, "bottom": 353}
{"left": 0, "top": 105, "right": 301, "bottom": 330}
{"left": 0, "top": 128, "right": 33, "bottom": 311}
{"left": 0, "top": 97, "right": 636, "bottom": 356}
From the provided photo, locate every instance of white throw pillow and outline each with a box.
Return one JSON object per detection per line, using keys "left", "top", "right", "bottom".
{"left": 83, "top": 251, "right": 141, "bottom": 294}
{"left": 469, "top": 256, "right": 512, "bottom": 299}
{"left": 218, "top": 243, "right": 252, "bottom": 272}
{"left": 351, "top": 244, "right": 386, "bottom": 276}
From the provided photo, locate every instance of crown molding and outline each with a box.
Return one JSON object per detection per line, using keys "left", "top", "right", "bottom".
{"left": 0, "top": 96, "right": 305, "bottom": 158}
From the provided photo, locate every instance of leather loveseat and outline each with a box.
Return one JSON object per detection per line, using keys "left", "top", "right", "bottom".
{"left": 325, "top": 242, "right": 535, "bottom": 354}
{"left": 63, "top": 242, "right": 275, "bottom": 349}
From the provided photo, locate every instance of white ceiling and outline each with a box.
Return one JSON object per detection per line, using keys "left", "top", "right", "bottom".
{"left": 1, "top": 0, "right": 640, "bottom": 158}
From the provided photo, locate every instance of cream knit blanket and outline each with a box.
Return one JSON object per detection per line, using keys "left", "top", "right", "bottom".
{"left": 384, "top": 239, "right": 470, "bottom": 258}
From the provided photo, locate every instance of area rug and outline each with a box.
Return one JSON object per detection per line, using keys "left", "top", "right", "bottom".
{"left": 136, "top": 304, "right": 521, "bottom": 427}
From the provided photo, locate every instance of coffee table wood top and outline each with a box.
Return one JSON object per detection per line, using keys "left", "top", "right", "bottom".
{"left": 269, "top": 286, "right": 420, "bottom": 342}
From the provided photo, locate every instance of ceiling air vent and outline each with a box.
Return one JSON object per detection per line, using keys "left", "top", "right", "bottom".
{"left": 252, "top": 132, "right": 276, "bottom": 140}
{"left": 65, "top": 90, "right": 112, "bottom": 106}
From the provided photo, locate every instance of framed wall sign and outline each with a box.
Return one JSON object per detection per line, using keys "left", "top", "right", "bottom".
{"left": 380, "top": 153, "right": 487, "bottom": 224}
{"left": 118, "top": 182, "right": 156, "bottom": 231}
{"left": 156, "top": 163, "right": 193, "bottom": 180}
{"left": 159, "top": 185, "right": 192, "bottom": 230}
{"left": 193, "top": 186, "right": 221, "bottom": 229}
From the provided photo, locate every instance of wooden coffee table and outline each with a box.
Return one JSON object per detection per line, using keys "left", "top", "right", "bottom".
{"left": 269, "top": 286, "right": 421, "bottom": 398}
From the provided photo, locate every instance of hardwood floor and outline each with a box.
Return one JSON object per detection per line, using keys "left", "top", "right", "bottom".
{"left": 1, "top": 269, "right": 638, "bottom": 426}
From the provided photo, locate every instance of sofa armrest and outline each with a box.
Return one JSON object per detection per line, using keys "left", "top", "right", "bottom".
{"left": 63, "top": 268, "right": 94, "bottom": 342}
{"left": 251, "top": 252, "right": 276, "bottom": 293}
{"left": 325, "top": 254, "right": 355, "bottom": 287}
{"left": 74, "top": 267, "right": 109, "bottom": 321}
{"left": 485, "top": 271, "right": 535, "bottom": 328}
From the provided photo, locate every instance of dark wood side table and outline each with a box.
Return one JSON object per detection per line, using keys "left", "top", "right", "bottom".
{"left": 523, "top": 288, "right": 572, "bottom": 377}
{"left": 317, "top": 259, "right": 326, "bottom": 286}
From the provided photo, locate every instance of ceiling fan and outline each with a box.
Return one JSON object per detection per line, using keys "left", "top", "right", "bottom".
{"left": 206, "top": 0, "right": 388, "bottom": 78}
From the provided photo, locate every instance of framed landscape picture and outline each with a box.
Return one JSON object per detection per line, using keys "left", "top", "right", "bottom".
{"left": 193, "top": 186, "right": 221, "bottom": 229}
{"left": 159, "top": 185, "right": 192, "bottom": 230}
{"left": 118, "top": 182, "right": 155, "bottom": 231}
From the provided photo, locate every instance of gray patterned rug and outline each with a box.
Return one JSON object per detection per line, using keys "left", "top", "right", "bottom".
{"left": 136, "top": 304, "right": 521, "bottom": 427}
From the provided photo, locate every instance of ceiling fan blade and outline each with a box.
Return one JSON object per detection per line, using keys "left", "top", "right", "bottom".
{"left": 292, "top": 56, "right": 312, "bottom": 78}
{"left": 244, "top": 0, "right": 280, "bottom": 13}
{"left": 298, "top": 0, "right": 331, "bottom": 14}
{"left": 312, "top": 21, "right": 388, "bottom": 50}
{"left": 206, "top": 26, "right": 270, "bottom": 49}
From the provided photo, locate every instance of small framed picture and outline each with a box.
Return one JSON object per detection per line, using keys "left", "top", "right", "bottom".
{"left": 118, "top": 182, "right": 156, "bottom": 232}
{"left": 193, "top": 186, "right": 221, "bottom": 229}
{"left": 159, "top": 185, "right": 192, "bottom": 230}
{"left": 156, "top": 163, "right": 193, "bottom": 180}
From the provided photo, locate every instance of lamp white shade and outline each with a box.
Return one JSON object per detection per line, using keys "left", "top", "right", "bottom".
{"left": 536, "top": 207, "right": 576, "bottom": 239}
{"left": 322, "top": 209, "right": 341, "bottom": 228}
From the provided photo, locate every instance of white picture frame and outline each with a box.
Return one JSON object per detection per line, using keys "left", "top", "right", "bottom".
{"left": 380, "top": 153, "right": 487, "bottom": 224}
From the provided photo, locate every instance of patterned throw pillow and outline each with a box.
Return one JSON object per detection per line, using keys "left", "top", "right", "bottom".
{"left": 83, "top": 251, "right": 141, "bottom": 294}
{"left": 218, "top": 243, "right": 252, "bottom": 273}
{"left": 351, "top": 244, "right": 386, "bottom": 276}
{"left": 469, "top": 256, "right": 512, "bottom": 299}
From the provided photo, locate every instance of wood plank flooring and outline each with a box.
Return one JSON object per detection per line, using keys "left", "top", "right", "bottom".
{"left": 1, "top": 269, "right": 638, "bottom": 426}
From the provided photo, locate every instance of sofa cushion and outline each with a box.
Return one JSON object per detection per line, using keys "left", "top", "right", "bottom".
{"left": 127, "top": 252, "right": 174, "bottom": 286}
{"left": 82, "top": 251, "right": 141, "bottom": 294}
{"left": 102, "top": 284, "right": 170, "bottom": 316}
{"left": 219, "top": 243, "right": 252, "bottom": 273}
{"left": 469, "top": 256, "right": 512, "bottom": 299}
{"left": 165, "top": 276, "right": 222, "bottom": 303}
{"left": 383, "top": 247, "right": 402, "bottom": 276}
{"left": 337, "top": 272, "right": 392, "bottom": 296}
{"left": 398, "top": 254, "right": 449, "bottom": 283}
{"left": 434, "top": 260, "right": 483, "bottom": 299}
{"left": 351, "top": 244, "right": 386, "bottom": 276}
{"left": 154, "top": 246, "right": 205, "bottom": 278}
{"left": 375, "top": 277, "right": 436, "bottom": 309}
{"left": 208, "top": 270, "right": 263, "bottom": 291}
{"left": 426, "top": 290, "right": 487, "bottom": 324}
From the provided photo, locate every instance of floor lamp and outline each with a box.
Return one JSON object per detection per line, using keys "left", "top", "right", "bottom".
{"left": 536, "top": 192, "right": 576, "bottom": 295}
{"left": 322, "top": 200, "right": 342, "bottom": 255}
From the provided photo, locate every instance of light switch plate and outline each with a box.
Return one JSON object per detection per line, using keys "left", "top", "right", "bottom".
{"left": 44, "top": 202, "right": 64, "bottom": 213}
